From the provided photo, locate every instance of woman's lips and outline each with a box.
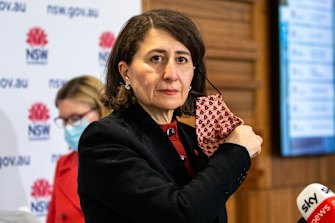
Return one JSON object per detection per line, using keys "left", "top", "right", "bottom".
{"left": 159, "top": 89, "right": 179, "bottom": 95}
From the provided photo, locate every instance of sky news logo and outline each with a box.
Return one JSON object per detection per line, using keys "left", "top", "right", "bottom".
{"left": 98, "top": 31, "right": 115, "bottom": 67}
{"left": 28, "top": 102, "right": 50, "bottom": 140}
{"left": 30, "top": 178, "right": 52, "bottom": 217}
{"left": 0, "top": 1, "right": 26, "bottom": 13}
{"left": 26, "top": 27, "right": 48, "bottom": 65}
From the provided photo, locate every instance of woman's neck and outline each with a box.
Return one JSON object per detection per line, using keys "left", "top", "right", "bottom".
{"left": 139, "top": 103, "right": 174, "bottom": 124}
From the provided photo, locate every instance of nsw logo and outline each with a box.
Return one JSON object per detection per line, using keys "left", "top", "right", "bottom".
{"left": 26, "top": 27, "right": 49, "bottom": 64}
{"left": 28, "top": 103, "right": 51, "bottom": 140}
{"left": 98, "top": 31, "right": 115, "bottom": 66}
{"left": 30, "top": 178, "right": 52, "bottom": 216}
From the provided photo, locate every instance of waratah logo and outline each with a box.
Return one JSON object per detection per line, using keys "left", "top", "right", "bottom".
{"left": 31, "top": 178, "right": 52, "bottom": 199}
{"left": 28, "top": 103, "right": 51, "bottom": 140}
{"left": 99, "top": 31, "right": 115, "bottom": 49}
{"left": 30, "top": 178, "right": 52, "bottom": 216}
{"left": 28, "top": 103, "right": 50, "bottom": 123}
{"left": 98, "top": 31, "right": 115, "bottom": 66}
{"left": 26, "top": 27, "right": 49, "bottom": 64}
{"left": 26, "top": 27, "right": 48, "bottom": 47}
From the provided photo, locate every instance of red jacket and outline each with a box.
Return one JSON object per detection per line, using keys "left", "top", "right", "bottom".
{"left": 47, "top": 151, "right": 84, "bottom": 223}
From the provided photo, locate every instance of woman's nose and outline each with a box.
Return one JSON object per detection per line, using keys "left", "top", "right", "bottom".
{"left": 163, "top": 59, "right": 178, "bottom": 81}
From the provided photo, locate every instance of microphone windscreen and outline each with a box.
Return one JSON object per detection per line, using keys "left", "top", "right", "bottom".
{"left": 296, "top": 183, "right": 335, "bottom": 223}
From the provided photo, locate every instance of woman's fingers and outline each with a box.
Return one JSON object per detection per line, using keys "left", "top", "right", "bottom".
{"left": 225, "top": 125, "right": 262, "bottom": 158}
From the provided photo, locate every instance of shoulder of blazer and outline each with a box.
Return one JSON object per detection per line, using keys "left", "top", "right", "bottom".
{"left": 95, "top": 103, "right": 168, "bottom": 142}
{"left": 94, "top": 104, "right": 156, "bottom": 130}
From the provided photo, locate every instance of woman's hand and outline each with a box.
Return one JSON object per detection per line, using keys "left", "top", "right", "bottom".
{"left": 224, "top": 125, "right": 262, "bottom": 158}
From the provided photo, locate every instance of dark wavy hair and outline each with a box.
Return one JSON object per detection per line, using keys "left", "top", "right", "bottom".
{"left": 102, "top": 9, "right": 207, "bottom": 115}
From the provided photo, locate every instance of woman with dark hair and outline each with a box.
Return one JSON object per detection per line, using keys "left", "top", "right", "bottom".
{"left": 78, "top": 9, "right": 262, "bottom": 223}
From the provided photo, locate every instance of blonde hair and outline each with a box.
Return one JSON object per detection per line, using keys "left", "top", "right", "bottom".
{"left": 55, "top": 75, "right": 111, "bottom": 118}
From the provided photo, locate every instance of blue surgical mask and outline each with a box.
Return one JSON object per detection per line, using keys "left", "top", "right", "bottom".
{"left": 64, "top": 118, "right": 89, "bottom": 151}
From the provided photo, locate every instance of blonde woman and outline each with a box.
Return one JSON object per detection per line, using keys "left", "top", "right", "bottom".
{"left": 47, "top": 75, "right": 111, "bottom": 223}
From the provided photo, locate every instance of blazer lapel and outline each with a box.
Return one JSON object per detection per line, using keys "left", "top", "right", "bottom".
{"left": 177, "top": 122, "right": 209, "bottom": 173}
{"left": 123, "top": 104, "right": 191, "bottom": 186}
{"left": 57, "top": 153, "right": 82, "bottom": 211}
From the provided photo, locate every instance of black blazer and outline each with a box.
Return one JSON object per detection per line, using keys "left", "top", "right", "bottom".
{"left": 78, "top": 103, "right": 250, "bottom": 223}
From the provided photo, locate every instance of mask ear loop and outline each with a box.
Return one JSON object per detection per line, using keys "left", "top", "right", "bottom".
{"left": 204, "top": 75, "right": 222, "bottom": 96}
{"left": 189, "top": 67, "right": 222, "bottom": 99}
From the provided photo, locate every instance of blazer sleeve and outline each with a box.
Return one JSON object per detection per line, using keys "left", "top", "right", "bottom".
{"left": 78, "top": 120, "right": 251, "bottom": 223}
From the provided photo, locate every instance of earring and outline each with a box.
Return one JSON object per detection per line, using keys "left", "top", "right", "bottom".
{"left": 125, "top": 84, "right": 131, "bottom": 90}
{"left": 189, "top": 86, "right": 192, "bottom": 91}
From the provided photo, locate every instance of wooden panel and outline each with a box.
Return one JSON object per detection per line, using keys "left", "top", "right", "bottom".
{"left": 207, "top": 60, "right": 254, "bottom": 80}
{"left": 251, "top": 0, "right": 272, "bottom": 192}
{"left": 226, "top": 195, "right": 237, "bottom": 223}
{"left": 236, "top": 188, "right": 303, "bottom": 223}
{"left": 205, "top": 37, "right": 258, "bottom": 51}
{"left": 143, "top": 0, "right": 252, "bottom": 22}
{"left": 217, "top": 0, "right": 256, "bottom": 2}
{"left": 267, "top": 188, "right": 302, "bottom": 223}
{"left": 320, "top": 155, "right": 335, "bottom": 182}
{"left": 223, "top": 92, "right": 253, "bottom": 111}
{"left": 236, "top": 190, "right": 270, "bottom": 223}
{"left": 206, "top": 47, "right": 259, "bottom": 61}
{"left": 272, "top": 156, "right": 322, "bottom": 187}
{"left": 196, "top": 17, "right": 251, "bottom": 39}
{"left": 208, "top": 77, "right": 260, "bottom": 89}
{"left": 207, "top": 90, "right": 253, "bottom": 108}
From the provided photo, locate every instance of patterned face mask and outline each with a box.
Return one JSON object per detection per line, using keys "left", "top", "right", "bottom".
{"left": 193, "top": 77, "right": 243, "bottom": 157}
{"left": 195, "top": 94, "right": 243, "bottom": 157}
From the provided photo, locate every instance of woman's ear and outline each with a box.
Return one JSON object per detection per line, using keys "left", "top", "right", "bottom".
{"left": 118, "top": 61, "right": 130, "bottom": 84}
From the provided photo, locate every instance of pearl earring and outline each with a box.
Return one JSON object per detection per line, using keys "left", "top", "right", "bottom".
{"left": 189, "top": 86, "right": 192, "bottom": 91}
{"left": 125, "top": 84, "right": 131, "bottom": 90}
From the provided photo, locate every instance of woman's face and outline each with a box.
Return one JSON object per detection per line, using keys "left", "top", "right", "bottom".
{"left": 119, "top": 29, "right": 194, "bottom": 120}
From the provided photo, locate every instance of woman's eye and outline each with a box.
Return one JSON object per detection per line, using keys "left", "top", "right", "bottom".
{"left": 151, "top": 55, "right": 163, "bottom": 62}
{"left": 177, "top": 57, "right": 188, "bottom": 63}
{"left": 69, "top": 115, "right": 81, "bottom": 122}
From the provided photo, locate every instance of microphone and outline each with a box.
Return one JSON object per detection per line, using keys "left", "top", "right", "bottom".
{"left": 296, "top": 183, "right": 335, "bottom": 223}
{"left": 297, "top": 217, "right": 307, "bottom": 223}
